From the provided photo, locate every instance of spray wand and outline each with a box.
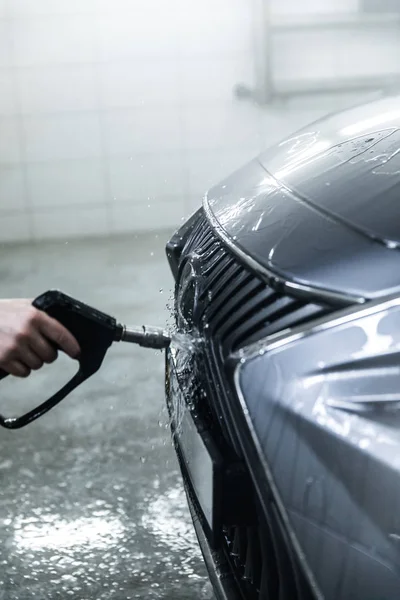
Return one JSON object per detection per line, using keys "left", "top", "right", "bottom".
{"left": 0, "top": 290, "right": 171, "bottom": 430}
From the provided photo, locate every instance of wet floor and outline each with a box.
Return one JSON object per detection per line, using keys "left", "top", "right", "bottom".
{"left": 0, "top": 232, "right": 213, "bottom": 599}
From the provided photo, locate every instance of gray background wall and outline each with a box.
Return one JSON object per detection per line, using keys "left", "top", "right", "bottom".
{"left": 0, "top": 0, "right": 399, "bottom": 243}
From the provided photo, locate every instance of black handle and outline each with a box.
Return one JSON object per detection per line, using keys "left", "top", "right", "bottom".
{"left": 0, "top": 290, "right": 117, "bottom": 429}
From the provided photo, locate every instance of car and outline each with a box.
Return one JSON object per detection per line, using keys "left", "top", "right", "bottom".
{"left": 165, "top": 95, "right": 400, "bottom": 600}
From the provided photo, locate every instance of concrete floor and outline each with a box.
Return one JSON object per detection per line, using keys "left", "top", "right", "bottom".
{"left": 0, "top": 233, "right": 213, "bottom": 599}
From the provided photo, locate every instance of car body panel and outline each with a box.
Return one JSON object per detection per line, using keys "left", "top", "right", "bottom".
{"left": 206, "top": 96, "right": 400, "bottom": 300}
{"left": 235, "top": 296, "right": 400, "bottom": 599}
{"left": 259, "top": 98, "right": 400, "bottom": 246}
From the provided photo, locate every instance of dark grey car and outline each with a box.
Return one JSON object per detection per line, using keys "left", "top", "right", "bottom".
{"left": 166, "top": 95, "right": 400, "bottom": 600}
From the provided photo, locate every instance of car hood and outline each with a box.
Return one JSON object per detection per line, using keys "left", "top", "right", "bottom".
{"left": 205, "top": 96, "right": 400, "bottom": 301}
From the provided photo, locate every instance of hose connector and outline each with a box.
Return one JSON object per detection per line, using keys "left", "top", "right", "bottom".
{"left": 120, "top": 325, "right": 171, "bottom": 350}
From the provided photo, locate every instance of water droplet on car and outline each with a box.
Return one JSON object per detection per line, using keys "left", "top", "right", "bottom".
{"left": 159, "top": 288, "right": 163, "bottom": 293}
{"left": 140, "top": 456, "right": 146, "bottom": 464}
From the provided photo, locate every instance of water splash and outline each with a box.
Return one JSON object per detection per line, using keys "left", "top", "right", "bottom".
{"left": 168, "top": 331, "right": 204, "bottom": 436}
{"left": 170, "top": 331, "right": 201, "bottom": 353}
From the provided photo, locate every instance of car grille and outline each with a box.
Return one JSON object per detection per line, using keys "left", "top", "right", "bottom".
{"left": 223, "top": 503, "right": 313, "bottom": 600}
{"left": 182, "top": 213, "right": 333, "bottom": 357}
{"left": 175, "top": 210, "right": 332, "bottom": 600}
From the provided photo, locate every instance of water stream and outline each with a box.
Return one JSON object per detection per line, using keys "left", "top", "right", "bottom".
{"left": 167, "top": 330, "right": 204, "bottom": 436}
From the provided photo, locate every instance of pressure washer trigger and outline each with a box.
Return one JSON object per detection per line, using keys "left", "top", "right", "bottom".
{"left": 0, "top": 290, "right": 119, "bottom": 429}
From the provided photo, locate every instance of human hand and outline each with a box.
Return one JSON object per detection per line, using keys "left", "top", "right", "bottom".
{"left": 0, "top": 299, "right": 80, "bottom": 377}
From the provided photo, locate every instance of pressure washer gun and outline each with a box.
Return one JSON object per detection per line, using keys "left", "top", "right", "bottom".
{"left": 0, "top": 290, "right": 171, "bottom": 430}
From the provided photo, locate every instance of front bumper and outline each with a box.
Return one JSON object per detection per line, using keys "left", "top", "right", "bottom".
{"left": 166, "top": 339, "right": 314, "bottom": 600}
{"left": 187, "top": 490, "right": 243, "bottom": 600}
{"left": 165, "top": 347, "right": 237, "bottom": 600}
{"left": 165, "top": 209, "right": 323, "bottom": 599}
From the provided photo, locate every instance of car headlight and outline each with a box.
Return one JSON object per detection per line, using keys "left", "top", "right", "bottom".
{"left": 234, "top": 293, "right": 400, "bottom": 421}
{"left": 233, "top": 292, "right": 400, "bottom": 532}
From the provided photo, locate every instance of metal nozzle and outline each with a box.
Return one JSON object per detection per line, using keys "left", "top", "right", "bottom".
{"left": 120, "top": 325, "right": 171, "bottom": 350}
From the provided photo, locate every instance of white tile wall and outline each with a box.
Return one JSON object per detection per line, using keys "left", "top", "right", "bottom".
{"left": 0, "top": 166, "right": 27, "bottom": 212}
{"left": 270, "top": 0, "right": 400, "bottom": 90}
{"left": 108, "top": 153, "right": 185, "bottom": 203}
{"left": 180, "top": 58, "right": 253, "bottom": 106}
{"left": 9, "top": 0, "right": 101, "bottom": 16}
{"left": 32, "top": 206, "right": 109, "bottom": 240}
{"left": 10, "top": 16, "right": 97, "bottom": 67}
{"left": 0, "top": 117, "right": 22, "bottom": 164}
{"left": 96, "top": 14, "right": 181, "bottom": 61}
{"left": 182, "top": 104, "right": 262, "bottom": 153}
{"left": 16, "top": 66, "right": 98, "bottom": 114}
{"left": 0, "top": 20, "right": 11, "bottom": 68}
{"left": 271, "top": 0, "right": 359, "bottom": 15}
{"left": 111, "top": 198, "right": 186, "bottom": 235}
{"left": 273, "top": 28, "right": 400, "bottom": 84}
{"left": 26, "top": 159, "right": 106, "bottom": 208}
{"left": 102, "top": 108, "right": 183, "bottom": 155}
{"left": 178, "top": 9, "right": 253, "bottom": 59}
{"left": 0, "top": 213, "right": 31, "bottom": 242}
{"left": 98, "top": 61, "right": 180, "bottom": 110}
{"left": 23, "top": 113, "right": 102, "bottom": 162}
{"left": 0, "top": 0, "right": 395, "bottom": 243}
{"left": 0, "top": 71, "right": 15, "bottom": 115}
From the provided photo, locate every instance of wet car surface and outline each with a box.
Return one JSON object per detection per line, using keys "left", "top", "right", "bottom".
{"left": 166, "top": 95, "right": 400, "bottom": 600}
